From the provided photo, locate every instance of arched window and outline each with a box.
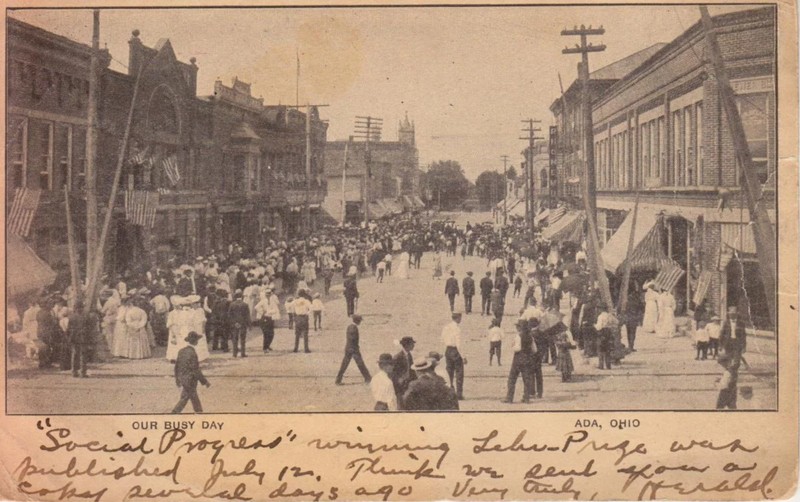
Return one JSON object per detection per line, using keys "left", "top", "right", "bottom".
{"left": 148, "top": 86, "right": 179, "bottom": 135}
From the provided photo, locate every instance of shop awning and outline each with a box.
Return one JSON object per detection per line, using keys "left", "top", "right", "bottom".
{"left": 7, "top": 234, "right": 57, "bottom": 298}
{"left": 534, "top": 208, "right": 550, "bottom": 225}
{"left": 402, "top": 195, "right": 414, "bottom": 209}
{"left": 541, "top": 211, "right": 584, "bottom": 242}
{"left": 368, "top": 202, "right": 387, "bottom": 219}
{"left": 509, "top": 200, "right": 526, "bottom": 217}
{"left": 412, "top": 195, "right": 426, "bottom": 208}
{"left": 602, "top": 207, "right": 667, "bottom": 274}
{"left": 379, "top": 199, "right": 403, "bottom": 215}
{"left": 721, "top": 223, "right": 757, "bottom": 254}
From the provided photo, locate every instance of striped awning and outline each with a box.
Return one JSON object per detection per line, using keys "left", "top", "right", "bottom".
{"left": 693, "top": 270, "right": 714, "bottom": 306}
{"left": 402, "top": 195, "right": 414, "bottom": 209}
{"left": 534, "top": 208, "right": 550, "bottom": 225}
{"left": 602, "top": 207, "right": 667, "bottom": 274}
{"left": 412, "top": 195, "right": 426, "bottom": 208}
{"left": 368, "top": 202, "right": 387, "bottom": 219}
{"left": 7, "top": 234, "right": 57, "bottom": 298}
{"left": 548, "top": 206, "right": 567, "bottom": 225}
{"left": 541, "top": 211, "right": 584, "bottom": 242}
{"left": 721, "top": 223, "right": 757, "bottom": 254}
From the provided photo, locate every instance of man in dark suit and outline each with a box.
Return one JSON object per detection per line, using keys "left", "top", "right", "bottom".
{"left": 495, "top": 270, "right": 510, "bottom": 311}
{"left": 720, "top": 305, "right": 747, "bottom": 371}
{"left": 172, "top": 332, "right": 210, "bottom": 414}
{"left": 343, "top": 273, "right": 359, "bottom": 317}
{"left": 210, "top": 289, "right": 230, "bottom": 352}
{"left": 462, "top": 271, "right": 475, "bottom": 314}
{"left": 403, "top": 357, "right": 459, "bottom": 410}
{"left": 36, "top": 297, "right": 58, "bottom": 369}
{"left": 391, "top": 336, "right": 416, "bottom": 409}
{"left": 227, "top": 290, "right": 251, "bottom": 358}
{"left": 479, "top": 272, "right": 493, "bottom": 316}
{"left": 444, "top": 271, "right": 460, "bottom": 312}
{"left": 335, "top": 315, "right": 372, "bottom": 385}
{"left": 67, "top": 299, "right": 98, "bottom": 378}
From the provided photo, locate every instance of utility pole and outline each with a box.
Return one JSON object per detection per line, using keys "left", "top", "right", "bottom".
{"left": 354, "top": 116, "right": 383, "bottom": 224}
{"left": 699, "top": 6, "right": 776, "bottom": 324}
{"left": 85, "top": 9, "right": 100, "bottom": 287}
{"left": 340, "top": 136, "right": 352, "bottom": 226}
{"left": 500, "top": 155, "right": 510, "bottom": 226}
{"left": 288, "top": 103, "right": 329, "bottom": 236}
{"left": 520, "top": 119, "right": 543, "bottom": 235}
{"left": 562, "top": 24, "right": 614, "bottom": 311}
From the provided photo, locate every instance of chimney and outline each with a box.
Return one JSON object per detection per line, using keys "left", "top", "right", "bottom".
{"left": 128, "top": 29, "right": 143, "bottom": 76}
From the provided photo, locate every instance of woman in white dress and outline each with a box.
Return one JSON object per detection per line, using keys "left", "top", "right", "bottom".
{"left": 397, "top": 251, "right": 410, "bottom": 279}
{"left": 165, "top": 299, "right": 185, "bottom": 362}
{"left": 655, "top": 288, "right": 676, "bottom": 338}
{"left": 111, "top": 298, "right": 130, "bottom": 358}
{"left": 124, "top": 303, "right": 152, "bottom": 359}
{"left": 100, "top": 290, "right": 121, "bottom": 350}
{"left": 185, "top": 296, "right": 210, "bottom": 361}
{"left": 641, "top": 282, "right": 659, "bottom": 334}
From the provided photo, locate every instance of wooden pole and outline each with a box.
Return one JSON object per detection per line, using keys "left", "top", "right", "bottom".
{"left": 85, "top": 9, "right": 100, "bottom": 282}
{"left": 85, "top": 65, "right": 145, "bottom": 309}
{"left": 64, "top": 187, "right": 80, "bottom": 309}
{"left": 617, "top": 189, "right": 641, "bottom": 312}
{"left": 699, "top": 6, "right": 776, "bottom": 324}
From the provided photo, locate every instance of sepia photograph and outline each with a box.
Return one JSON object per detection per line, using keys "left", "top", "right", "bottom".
{"left": 5, "top": 3, "right": 779, "bottom": 415}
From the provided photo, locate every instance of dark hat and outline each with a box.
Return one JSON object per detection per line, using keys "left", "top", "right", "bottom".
{"left": 516, "top": 318, "right": 528, "bottom": 329}
{"left": 452, "top": 312, "right": 462, "bottom": 320}
{"left": 528, "top": 318, "right": 540, "bottom": 329}
{"left": 185, "top": 331, "right": 203, "bottom": 343}
{"left": 450, "top": 270, "right": 455, "bottom": 276}
{"left": 467, "top": 271, "right": 473, "bottom": 276}
{"left": 378, "top": 353, "right": 394, "bottom": 365}
{"left": 217, "top": 289, "right": 228, "bottom": 296}
{"left": 428, "top": 351, "right": 442, "bottom": 362}
{"left": 233, "top": 290, "right": 243, "bottom": 299}
{"left": 399, "top": 336, "right": 416, "bottom": 347}
{"left": 352, "top": 314, "right": 363, "bottom": 323}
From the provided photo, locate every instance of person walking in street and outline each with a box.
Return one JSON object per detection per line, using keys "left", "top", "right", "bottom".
{"left": 641, "top": 281, "right": 659, "bottom": 334}
{"left": 210, "top": 289, "right": 230, "bottom": 352}
{"left": 67, "top": 299, "right": 97, "bottom": 378}
{"left": 391, "top": 336, "right": 416, "bottom": 409}
{"left": 255, "top": 287, "right": 281, "bottom": 353}
{"left": 376, "top": 259, "right": 386, "bottom": 283}
{"left": 371, "top": 354, "right": 397, "bottom": 411}
{"left": 335, "top": 315, "right": 372, "bottom": 385}
{"left": 480, "top": 272, "right": 493, "bottom": 316}
{"left": 384, "top": 252, "right": 393, "bottom": 276}
{"left": 720, "top": 305, "right": 747, "bottom": 370}
{"left": 624, "top": 286, "right": 643, "bottom": 352}
{"left": 491, "top": 287, "right": 504, "bottom": 324}
{"left": 442, "top": 312, "right": 465, "bottom": 400}
{"left": 530, "top": 318, "right": 545, "bottom": 399}
{"left": 228, "top": 291, "right": 250, "bottom": 358}
{"left": 311, "top": 293, "right": 325, "bottom": 331}
{"left": 432, "top": 251, "right": 443, "bottom": 280}
{"left": 172, "top": 331, "right": 210, "bottom": 414}
{"left": 462, "top": 271, "right": 475, "bottom": 314}
{"left": 444, "top": 271, "right": 460, "bottom": 312}
{"left": 403, "top": 356, "right": 459, "bottom": 410}
{"left": 495, "top": 270, "right": 510, "bottom": 312}
{"left": 487, "top": 317, "right": 503, "bottom": 366}
{"left": 343, "top": 271, "right": 359, "bottom": 317}
{"left": 706, "top": 314, "right": 721, "bottom": 358}
{"left": 656, "top": 287, "right": 676, "bottom": 338}
{"left": 293, "top": 289, "right": 312, "bottom": 353}
{"left": 595, "top": 307, "right": 615, "bottom": 370}
{"left": 502, "top": 319, "right": 535, "bottom": 404}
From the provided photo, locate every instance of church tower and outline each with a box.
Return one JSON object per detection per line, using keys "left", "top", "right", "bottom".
{"left": 398, "top": 112, "right": 415, "bottom": 146}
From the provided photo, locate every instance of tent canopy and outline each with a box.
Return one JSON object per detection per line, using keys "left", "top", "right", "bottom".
{"left": 541, "top": 211, "right": 584, "bottom": 242}
{"left": 7, "top": 234, "right": 56, "bottom": 298}
{"left": 533, "top": 208, "right": 550, "bottom": 225}
{"left": 602, "top": 207, "right": 665, "bottom": 274}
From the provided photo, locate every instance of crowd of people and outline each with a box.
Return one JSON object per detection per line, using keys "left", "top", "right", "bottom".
{"left": 8, "top": 210, "right": 753, "bottom": 411}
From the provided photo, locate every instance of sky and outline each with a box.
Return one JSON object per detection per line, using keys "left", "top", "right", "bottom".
{"left": 10, "top": 4, "right": 757, "bottom": 181}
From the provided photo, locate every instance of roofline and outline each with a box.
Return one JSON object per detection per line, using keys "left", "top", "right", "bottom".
{"left": 8, "top": 16, "right": 110, "bottom": 61}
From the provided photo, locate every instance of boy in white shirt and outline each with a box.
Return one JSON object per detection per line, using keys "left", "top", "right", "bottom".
{"left": 311, "top": 293, "right": 325, "bottom": 331}
{"left": 488, "top": 317, "right": 503, "bottom": 366}
{"left": 376, "top": 259, "right": 386, "bottom": 283}
{"left": 284, "top": 296, "right": 295, "bottom": 329}
{"left": 705, "top": 315, "right": 722, "bottom": 358}
{"left": 694, "top": 321, "right": 710, "bottom": 360}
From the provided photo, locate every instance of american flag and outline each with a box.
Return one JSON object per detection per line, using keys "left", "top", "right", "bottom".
{"left": 8, "top": 188, "right": 41, "bottom": 237}
{"left": 654, "top": 262, "right": 685, "bottom": 292}
{"left": 162, "top": 155, "right": 181, "bottom": 185}
{"left": 693, "top": 270, "right": 713, "bottom": 306}
{"left": 548, "top": 205, "right": 567, "bottom": 225}
{"left": 129, "top": 146, "right": 151, "bottom": 166}
{"left": 124, "top": 190, "right": 159, "bottom": 228}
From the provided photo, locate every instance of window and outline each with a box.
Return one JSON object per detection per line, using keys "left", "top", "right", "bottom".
{"left": 29, "top": 120, "right": 52, "bottom": 190}
{"left": 673, "top": 110, "right": 683, "bottom": 186}
{"left": 8, "top": 116, "right": 27, "bottom": 189}
{"left": 736, "top": 93, "right": 769, "bottom": 184}
{"left": 641, "top": 123, "right": 650, "bottom": 184}
{"left": 657, "top": 116, "right": 665, "bottom": 182}
{"left": 233, "top": 155, "right": 246, "bottom": 192}
{"left": 55, "top": 124, "right": 72, "bottom": 190}
{"left": 696, "top": 102, "right": 704, "bottom": 184}
{"left": 72, "top": 127, "right": 86, "bottom": 190}
{"left": 684, "top": 106, "right": 693, "bottom": 185}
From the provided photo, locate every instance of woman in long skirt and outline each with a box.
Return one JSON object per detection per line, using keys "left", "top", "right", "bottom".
{"left": 432, "top": 252, "right": 443, "bottom": 280}
{"left": 111, "top": 300, "right": 130, "bottom": 358}
{"left": 124, "top": 304, "right": 152, "bottom": 359}
{"left": 555, "top": 329, "right": 576, "bottom": 382}
{"left": 656, "top": 289, "right": 676, "bottom": 338}
{"left": 397, "top": 251, "right": 410, "bottom": 279}
{"left": 642, "top": 282, "right": 659, "bottom": 334}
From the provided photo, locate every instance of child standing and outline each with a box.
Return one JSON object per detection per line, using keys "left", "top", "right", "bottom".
{"left": 311, "top": 293, "right": 325, "bottom": 331}
{"left": 706, "top": 314, "right": 721, "bottom": 358}
{"left": 488, "top": 317, "right": 503, "bottom": 366}
{"left": 694, "top": 321, "right": 710, "bottom": 360}
{"left": 376, "top": 259, "right": 386, "bottom": 283}
{"left": 285, "top": 295, "right": 295, "bottom": 329}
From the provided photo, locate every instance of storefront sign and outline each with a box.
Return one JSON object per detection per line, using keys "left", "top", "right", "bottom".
{"left": 549, "top": 126, "right": 558, "bottom": 208}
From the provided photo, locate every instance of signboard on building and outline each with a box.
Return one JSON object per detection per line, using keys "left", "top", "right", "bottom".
{"left": 548, "top": 126, "right": 558, "bottom": 209}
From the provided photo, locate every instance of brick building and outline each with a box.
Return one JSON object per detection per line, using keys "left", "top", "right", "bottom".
{"left": 550, "top": 7, "right": 776, "bottom": 327}
{"left": 7, "top": 18, "right": 327, "bottom": 274}
{"left": 323, "top": 114, "right": 422, "bottom": 223}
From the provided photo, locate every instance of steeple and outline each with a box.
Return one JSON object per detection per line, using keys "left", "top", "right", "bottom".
{"left": 398, "top": 111, "right": 415, "bottom": 146}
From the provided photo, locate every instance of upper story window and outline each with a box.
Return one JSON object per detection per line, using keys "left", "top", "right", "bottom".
{"left": 148, "top": 87, "right": 179, "bottom": 135}
{"left": 736, "top": 92, "right": 769, "bottom": 184}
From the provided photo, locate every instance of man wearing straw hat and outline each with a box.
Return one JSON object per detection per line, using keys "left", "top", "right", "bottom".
{"left": 172, "top": 331, "right": 211, "bottom": 414}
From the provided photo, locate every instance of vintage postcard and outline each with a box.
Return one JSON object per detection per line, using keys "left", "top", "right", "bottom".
{"left": 1, "top": 0, "right": 798, "bottom": 500}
